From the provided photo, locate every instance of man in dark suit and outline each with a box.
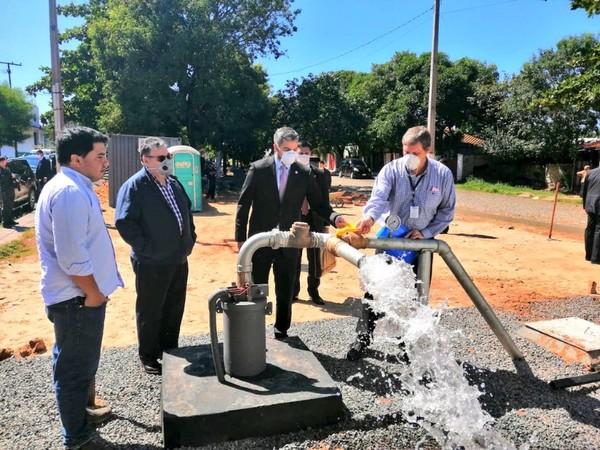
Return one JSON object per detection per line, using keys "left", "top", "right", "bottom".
{"left": 293, "top": 140, "right": 330, "bottom": 306}
{"left": 319, "top": 159, "right": 332, "bottom": 192}
{"left": 582, "top": 165, "right": 600, "bottom": 264}
{"left": 235, "top": 127, "right": 347, "bottom": 338}
{"left": 35, "top": 150, "right": 53, "bottom": 195}
{"left": 115, "top": 137, "right": 197, "bottom": 375}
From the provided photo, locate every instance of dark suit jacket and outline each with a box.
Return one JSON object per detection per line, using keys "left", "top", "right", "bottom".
{"left": 115, "top": 168, "right": 197, "bottom": 265}
{"left": 36, "top": 157, "right": 53, "bottom": 180}
{"left": 235, "top": 156, "right": 340, "bottom": 242}
{"left": 307, "top": 167, "right": 331, "bottom": 233}
{"left": 583, "top": 167, "right": 600, "bottom": 215}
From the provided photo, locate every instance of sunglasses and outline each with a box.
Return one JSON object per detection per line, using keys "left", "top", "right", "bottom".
{"left": 145, "top": 153, "right": 173, "bottom": 162}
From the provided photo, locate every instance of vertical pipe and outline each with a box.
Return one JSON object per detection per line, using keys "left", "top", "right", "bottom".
{"left": 438, "top": 248, "right": 524, "bottom": 360}
{"left": 548, "top": 182, "right": 560, "bottom": 239}
{"left": 49, "top": 0, "right": 65, "bottom": 139}
{"left": 427, "top": 0, "right": 440, "bottom": 155}
{"left": 417, "top": 251, "right": 432, "bottom": 304}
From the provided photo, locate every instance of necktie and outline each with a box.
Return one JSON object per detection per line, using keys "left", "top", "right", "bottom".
{"left": 301, "top": 197, "right": 309, "bottom": 215}
{"left": 279, "top": 165, "right": 288, "bottom": 200}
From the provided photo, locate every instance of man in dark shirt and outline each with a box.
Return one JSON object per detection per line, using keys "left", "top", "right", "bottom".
{"left": 0, "top": 156, "right": 17, "bottom": 228}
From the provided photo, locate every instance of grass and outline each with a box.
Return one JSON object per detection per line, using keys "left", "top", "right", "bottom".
{"left": 456, "top": 177, "right": 583, "bottom": 205}
{"left": 0, "top": 229, "right": 37, "bottom": 261}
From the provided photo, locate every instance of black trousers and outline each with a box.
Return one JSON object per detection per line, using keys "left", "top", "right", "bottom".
{"left": 131, "top": 258, "right": 189, "bottom": 362}
{"left": 252, "top": 246, "right": 299, "bottom": 333}
{"left": 585, "top": 212, "right": 600, "bottom": 264}
{"left": 294, "top": 247, "right": 322, "bottom": 299}
{"left": 1, "top": 193, "right": 14, "bottom": 225}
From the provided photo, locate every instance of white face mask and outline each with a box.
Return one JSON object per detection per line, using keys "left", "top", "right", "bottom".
{"left": 296, "top": 154, "right": 310, "bottom": 166}
{"left": 151, "top": 157, "right": 173, "bottom": 177}
{"left": 280, "top": 150, "right": 297, "bottom": 168}
{"left": 404, "top": 154, "right": 420, "bottom": 171}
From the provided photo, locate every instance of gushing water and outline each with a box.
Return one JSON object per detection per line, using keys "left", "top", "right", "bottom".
{"left": 359, "top": 254, "right": 516, "bottom": 450}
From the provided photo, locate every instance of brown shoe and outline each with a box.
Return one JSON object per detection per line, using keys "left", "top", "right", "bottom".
{"left": 86, "top": 399, "right": 112, "bottom": 425}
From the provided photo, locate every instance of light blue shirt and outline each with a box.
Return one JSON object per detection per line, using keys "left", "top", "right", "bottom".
{"left": 35, "top": 167, "right": 123, "bottom": 306}
{"left": 363, "top": 157, "right": 456, "bottom": 239}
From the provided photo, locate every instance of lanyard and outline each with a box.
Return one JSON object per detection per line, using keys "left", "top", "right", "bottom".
{"left": 407, "top": 169, "right": 425, "bottom": 206}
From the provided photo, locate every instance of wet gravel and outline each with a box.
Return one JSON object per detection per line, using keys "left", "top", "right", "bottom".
{"left": 1, "top": 296, "right": 599, "bottom": 450}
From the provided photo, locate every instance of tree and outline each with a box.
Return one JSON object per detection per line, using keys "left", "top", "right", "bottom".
{"left": 0, "top": 84, "right": 35, "bottom": 148}
{"left": 272, "top": 72, "right": 368, "bottom": 156}
{"left": 485, "top": 35, "right": 600, "bottom": 164}
{"left": 28, "top": 0, "right": 298, "bottom": 161}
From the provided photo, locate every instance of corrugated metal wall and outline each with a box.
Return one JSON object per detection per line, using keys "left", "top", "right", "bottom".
{"left": 108, "top": 134, "right": 181, "bottom": 208}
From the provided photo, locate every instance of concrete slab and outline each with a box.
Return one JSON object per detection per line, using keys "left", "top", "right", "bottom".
{"left": 162, "top": 337, "right": 345, "bottom": 449}
{"left": 518, "top": 317, "right": 600, "bottom": 368}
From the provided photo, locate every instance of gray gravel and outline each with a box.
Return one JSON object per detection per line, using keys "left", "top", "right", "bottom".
{"left": 1, "top": 296, "right": 599, "bottom": 450}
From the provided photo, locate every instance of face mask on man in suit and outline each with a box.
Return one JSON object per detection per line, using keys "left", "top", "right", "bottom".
{"left": 281, "top": 150, "right": 297, "bottom": 168}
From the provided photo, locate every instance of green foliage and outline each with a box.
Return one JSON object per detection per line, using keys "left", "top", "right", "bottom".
{"left": 0, "top": 84, "right": 35, "bottom": 147}
{"left": 570, "top": 0, "right": 600, "bottom": 16}
{"left": 272, "top": 72, "right": 368, "bottom": 156}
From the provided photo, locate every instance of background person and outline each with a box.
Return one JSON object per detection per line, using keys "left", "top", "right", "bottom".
{"left": 235, "top": 127, "right": 347, "bottom": 338}
{"left": 35, "top": 126, "right": 123, "bottom": 449}
{"left": 115, "top": 137, "right": 196, "bottom": 376}
{"left": 578, "top": 164, "right": 591, "bottom": 197}
{"left": 293, "top": 140, "right": 330, "bottom": 305}
{"left": 318, "top": 159, "right": 332, "bottom": 191}
{"left": 347, "top": 125, "right": 456, "bottom": 361}
{"left": 35, "top": 149, "right": 53, "bottom": 193}
{"left": 0, "top": 155, "right": 17, "bottom": 228}
{"left": 582, "top": 165, "right": 600, "bottom": 264}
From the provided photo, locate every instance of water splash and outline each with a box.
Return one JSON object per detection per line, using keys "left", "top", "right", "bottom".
{"left": 359, "top": 254, "right": 516, "bottom": 450}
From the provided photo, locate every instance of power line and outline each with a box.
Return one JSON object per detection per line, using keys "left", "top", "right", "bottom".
{"left": 270, "top": 6, "right": 434, "bottom": 76}
{"left": 0, "top": 61, "right": 22, "bottom": 88}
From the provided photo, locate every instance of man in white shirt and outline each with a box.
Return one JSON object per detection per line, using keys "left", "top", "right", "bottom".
{"left": 36, "top": 126, "right": 123, "bottom": 450}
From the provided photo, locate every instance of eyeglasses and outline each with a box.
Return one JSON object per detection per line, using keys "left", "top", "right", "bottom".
{"left": 144, "top": 153, "right": 173, "bottom": 162}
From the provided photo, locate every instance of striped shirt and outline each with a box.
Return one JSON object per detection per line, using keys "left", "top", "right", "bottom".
{"left": 363, "top": 156, "right": 456, "bottom": 239}
{"left": 146, "top": 168, "right": 184, "bottom": 234}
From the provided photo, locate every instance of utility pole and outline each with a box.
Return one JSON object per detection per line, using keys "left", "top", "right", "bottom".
{"left": 0, "top": 61, "right": 22, "bottom": 88}
{"left": 49, "top": 0, "right": 65, "bottom": 139}
{"left": 427, "top": 0, "right": 440, "bottom": 156}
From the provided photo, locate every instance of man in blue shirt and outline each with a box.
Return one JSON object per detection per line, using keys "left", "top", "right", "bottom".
{"left": 36, "top": 126, "right": 123, "bottom": 449}
{"left": 347, "top": 125, "right": 456, "bottom": 361}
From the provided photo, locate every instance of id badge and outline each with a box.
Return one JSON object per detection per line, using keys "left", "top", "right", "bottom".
{"left": 410, "top": 205, "right": 419, "bottom": 219}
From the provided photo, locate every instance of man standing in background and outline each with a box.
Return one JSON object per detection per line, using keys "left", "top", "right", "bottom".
{"left": 35, "top": 149, "right": 53, "bottom": 193}
{"left": 293, "top": 140, "right": 330, "bottom": 305}
{"left": 0, "top": 155, "right": 17, "bottom": 228}
{"left": 582, "top": 165, "right": 600, "bottom": 264}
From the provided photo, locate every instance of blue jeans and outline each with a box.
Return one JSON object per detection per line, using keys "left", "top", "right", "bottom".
{"left": 46, "top": 297, "right": 106, "bottom": 449}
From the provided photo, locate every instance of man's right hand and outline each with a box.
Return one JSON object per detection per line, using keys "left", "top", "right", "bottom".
{"left": 355, "top": 216, "right": 374, "bottom": 234}
{"left": 84, "top": 292, "right": 109, "bottom": 307}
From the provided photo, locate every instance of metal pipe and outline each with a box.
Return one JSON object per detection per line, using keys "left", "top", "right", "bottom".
{"left": 416, "top": 251, "right": 432, "bottom": 303}
{"left": 236, "top": 225, "right": 523, "bottom": 361}
{"left": 208, "top": 288, "right": 230, "bottom": 383}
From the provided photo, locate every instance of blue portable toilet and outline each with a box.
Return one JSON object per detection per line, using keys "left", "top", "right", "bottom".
{"left": 168, "top": 145, "right": 203, "bottom": 212}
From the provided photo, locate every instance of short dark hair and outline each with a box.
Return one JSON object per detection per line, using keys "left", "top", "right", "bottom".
{"left": 36, "top": 150, "right": 44, "bottom": 156}
{"left": 299, "top": 140, "right": 312, "bottom": 149}
{"left": 0, "top": 156, "right": 7, "bottom": 162}
{"left": 57, "top": 126, "right": 109, "bottom": 165}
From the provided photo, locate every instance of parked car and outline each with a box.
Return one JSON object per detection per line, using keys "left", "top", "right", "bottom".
{"left": 6, "top": 158, "right": 38, "bottom": 211}
{"left": 337, "top": 158, "right": 372, "bottom": 179}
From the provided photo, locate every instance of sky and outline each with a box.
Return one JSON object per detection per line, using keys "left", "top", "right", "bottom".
{"left": 1, "top": 0, "right": 597, "bottom": 116}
